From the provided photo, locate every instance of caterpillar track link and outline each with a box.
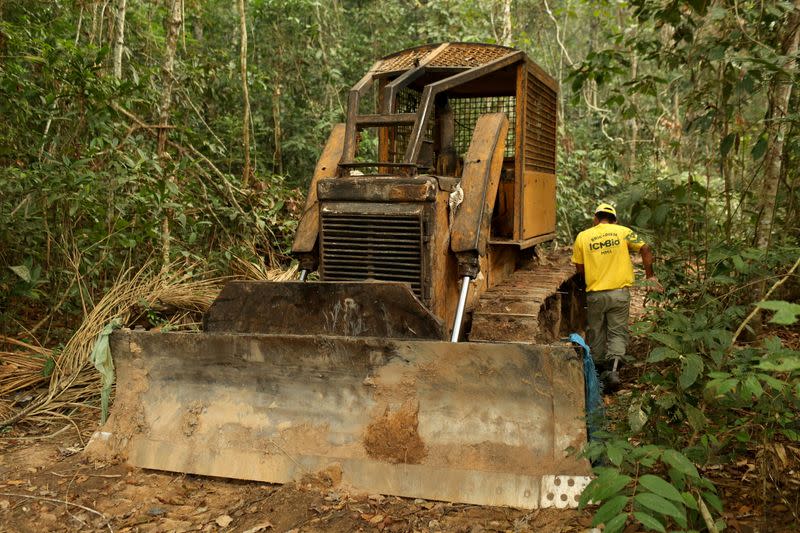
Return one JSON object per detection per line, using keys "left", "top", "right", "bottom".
{"left": 470, "top": 253, "right": 585, "bottom": 343}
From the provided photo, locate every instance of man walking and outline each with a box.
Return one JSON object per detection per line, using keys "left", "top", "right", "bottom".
{"left": 571, "top": 203, "right": 661, "bottom": 392}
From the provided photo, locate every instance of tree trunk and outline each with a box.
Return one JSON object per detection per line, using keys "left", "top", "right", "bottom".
{"left": 113, "top": 0, "right": 127, "bottom": 79}
{"left": 500, "top": 0, "right": 512, "bottom": 46}
{"left": 238, "top": 0, "right": 251, "bottom": 187}
{"left": 754, "top": 4, "right": 800, "bottom": 249}
{"left": 628, "top": 52, "right": 638, "bottom": 177}
{"left": 273, "top": 83, "right": 282, "bottom": 175}
{"left": 157, "top": 0, "right": 183, "bottom": 270}
{"left": 157, "top": 0, "right": 182, "bottom": 156}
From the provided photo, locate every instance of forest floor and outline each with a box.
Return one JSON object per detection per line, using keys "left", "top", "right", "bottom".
{"left": 0, "top": 288, "right": 797, "bottom": 532}
{"left": 0, "top": 414, "right": 593, "bottom": 533}
{"left": 1, "top": 377, "right": 797, "bottom": 533}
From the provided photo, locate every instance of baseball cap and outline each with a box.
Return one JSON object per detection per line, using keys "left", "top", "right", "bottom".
{"left": 595, "top": 203, "right": 617, "bottom": 217}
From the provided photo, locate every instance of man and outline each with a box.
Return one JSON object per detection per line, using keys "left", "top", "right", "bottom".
{"left": 571, "top": 203, "right": 662, "bottom": 392}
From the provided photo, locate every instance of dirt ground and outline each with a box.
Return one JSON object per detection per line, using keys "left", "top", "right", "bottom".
{"left": 0, "top": 415, "right": 593, "bottom": 533}
{"left": 1, "top": 287, "right": 797, "bottom": 532}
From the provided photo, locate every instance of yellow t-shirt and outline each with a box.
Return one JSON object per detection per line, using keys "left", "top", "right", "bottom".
{"left": 571, "top": 223, "right": 646, "bottom": 292}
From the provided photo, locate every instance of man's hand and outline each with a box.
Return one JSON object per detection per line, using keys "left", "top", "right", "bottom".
{"left": 645, "top": 275, "right": 664, "bottom": 294}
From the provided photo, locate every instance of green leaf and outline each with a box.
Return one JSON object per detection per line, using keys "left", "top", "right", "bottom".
{"left": 42, "top": 356, "right": 56, "bottom": 378}
{"left": 593, "top": 495, "right": 629, "bottom": 526}
{"left": 580, "top": 472, "right": 632, "bottom": 507}
{"left": 702, "top": 491, "right": 723, "bottom": 514}
{"left": 628, "top": 403, "right": 648, "bottom": 433}
{"left": 684, "top": 403, "right": 706, "bottom": 432}
{"left": 781, "top": 428, "right": 800, "bottom": 441}
{"left": 707, "top": 371, "right": 731, "bottom": 379}
{"left": 751, "top": 134, "right": 768, "bottom": 160}
{"left": 649, "top": 333, "right": 681, "bottom": 351}
{"left": 720, "top": 132, "right": 737, "bottom": 156}
{"left": 732, "top": 255, "right": 749, "bottom": 273}
{"left": 679, "top": 354, "right": 704, "bottom": 389}
{"left": 758, "top": 373, "right": 788, "bottom": 390}
{"left": 635, "top": 492, "right": 685, "bottom": 521}
{"left": 706, "top": 377, "right": 738, "bottom": 395}
{"left": 757, "top": 300, "right": 800, "bottom": 325}
{"left": 607, "top": 443, "right": 624, "bottom": 466}
{"left": 648, "top": 346, "right": 680, "bottom": 363}
{"left": 742, "top": 375, "right": 764, "bottom": 398}
{"left": 638, "top": 475, "right": 684, "bottom": 503}
{"left": 682, "top": 491, "right": 699, "bottom": 510}
{"left": 9, "top": 265, "right": 31, "bottom": 283}
{"left": 662, "top": 449, "right": 700, "bottom": 479}
{"left": 604, "top": 512, "right": 629, "bottom": 533}
{"left": 633, "top": 511, "right": 666, "bottom": 532}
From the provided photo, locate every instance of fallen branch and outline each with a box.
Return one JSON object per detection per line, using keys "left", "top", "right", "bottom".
{"left": 731, "top": 255, "right": 800, "bottom": 345}
{"left": 0, "top": 492, "right": 114, "bottom": 533}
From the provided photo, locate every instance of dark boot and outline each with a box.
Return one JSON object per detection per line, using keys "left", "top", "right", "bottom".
{"left": 600, "top": 357, "right": 622, "bottom": 394}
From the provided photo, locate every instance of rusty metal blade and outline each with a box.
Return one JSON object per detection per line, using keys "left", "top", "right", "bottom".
{"left": 89, "top": 331, "right": 590, "bottom": 509}
{"left": 204, "top": 281, "right": 445, "bottom": 340}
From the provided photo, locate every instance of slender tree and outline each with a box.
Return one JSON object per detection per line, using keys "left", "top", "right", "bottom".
{"left": 238, "top": 0, "right": 251, "bottom": 187}
{"left": 157, "top": 0, "right": 184, "bottom": 269}
{"left": 754, "top": 3, "right": 800, "bottom": 250}
{"left": 112, "top": 0, "right": 127, "bottom": 79}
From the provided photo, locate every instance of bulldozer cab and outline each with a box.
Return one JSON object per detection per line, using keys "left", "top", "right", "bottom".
{"left": 293, "top": 43, "right": 567, "bottom": 339}
{"left": 342, "top": 42, "right": 557, "bottom": 244}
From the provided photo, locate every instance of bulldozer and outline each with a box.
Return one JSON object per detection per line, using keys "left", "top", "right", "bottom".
{"left": 89, "top": 43, "right": 592, "bottom": 510}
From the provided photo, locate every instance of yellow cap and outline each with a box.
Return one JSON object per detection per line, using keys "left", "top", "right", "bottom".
{"left": 595, "top": 203, "right": 617, "bottom": 217}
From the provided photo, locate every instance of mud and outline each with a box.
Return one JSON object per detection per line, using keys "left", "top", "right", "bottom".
{"left": 84, "top": 340, "right": 149, "bottom": 463}
{"left": 363, "top": 399, "right": 427, "bottom": 464}
{"left": 181, "top": 402, "right": 205, "bottom": 437}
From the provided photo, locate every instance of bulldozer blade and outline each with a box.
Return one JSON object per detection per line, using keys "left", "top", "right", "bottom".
{"left": 203, "top": 281, "right": 446, "bottom": 340}
{"left": 89, "top": 330, "right": 591, "bottom": 509}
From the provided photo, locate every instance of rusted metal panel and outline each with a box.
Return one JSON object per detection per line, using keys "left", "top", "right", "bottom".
{"left": 426, "top": 186, "right": 460, "bottom": 329}
{"left": 340, "top": 61, "right": 383, "bottom": 169}
{"left": 355, "top": 113, "right": 417, "bottom": 127}
{"left": 205, "top": 281, "right": 445, "bottom": 339}
{"left": 291, "top": 123, "right": 346, "bottom": 254}
{"left": 93, "top": 330, "right": 590, "bottom": 509}
{"left": 515, "top": 62, "right": 526, "bottom": 241}
{"left": 450, "top": 113, "right": 509, "bottom": 256}
{"left": 382, "top": 43, "right": 451, "bottom": 113}
{"left": 317, "top": 176, "right": 437, "bottom": 203}
{"left": 376, "top": 43, "right": 516, "bottom": 74}
{"left": 522, "top": 170, "right": 557, "bottom": 239}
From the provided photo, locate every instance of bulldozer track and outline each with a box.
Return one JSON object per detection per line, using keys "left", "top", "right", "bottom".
{"left": 469, "top": 251, "right": 583, "bottom": 343}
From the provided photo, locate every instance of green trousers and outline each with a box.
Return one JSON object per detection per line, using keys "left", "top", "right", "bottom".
{"left": 586, "top": 288, "right": 631, "bottom": 362}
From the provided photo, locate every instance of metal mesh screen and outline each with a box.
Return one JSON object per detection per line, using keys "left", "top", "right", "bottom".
{"left": 524, "top": 73, "right": 557, "bottom": 173}
{"left": 377, "top": 43, "right": 513, "bottom": 73}
{"left": 385, "top": 88, "right": 433, "bottom": 164}
{"left": 429, "top": 44, "right": 511, "bottom": 68}
{"left": 451, "top": 96, "right": 516, "bottom": 157}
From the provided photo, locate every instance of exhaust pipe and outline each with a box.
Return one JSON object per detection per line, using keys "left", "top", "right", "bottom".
{"left": 450, "top": 275, "right": 472, "bottom": 342}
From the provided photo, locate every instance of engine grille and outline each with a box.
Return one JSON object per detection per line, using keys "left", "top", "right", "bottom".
{"left": 320, "top": 213, "right": 424, "bottom": 299}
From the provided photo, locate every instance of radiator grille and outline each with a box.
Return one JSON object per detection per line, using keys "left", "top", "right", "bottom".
{"left": 320, "top": 213, "right": 424, "bottom": 299}
{"left": 525, "top": 72, "right": 557, "bottom": 173}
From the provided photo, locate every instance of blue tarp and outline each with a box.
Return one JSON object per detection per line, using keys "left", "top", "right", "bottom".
{"left": 569, "top": 332, "right": 604, "bottom": 441}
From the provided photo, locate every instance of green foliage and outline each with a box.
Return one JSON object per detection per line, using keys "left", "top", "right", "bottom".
{"left": 581, "top": 440, "right": 722, "bottom": 532}
{"left": 757, "top": 301, "right": 800, "bottom": 325}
